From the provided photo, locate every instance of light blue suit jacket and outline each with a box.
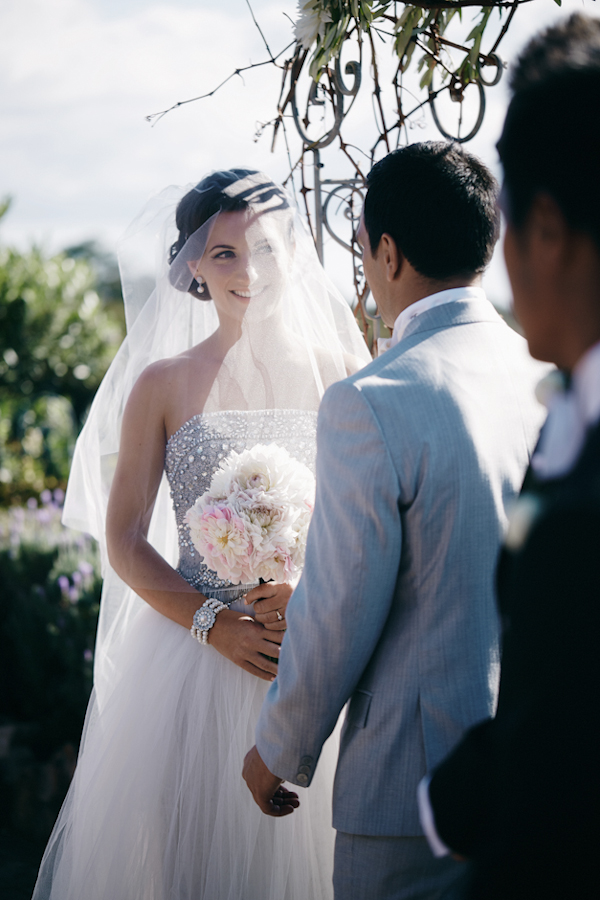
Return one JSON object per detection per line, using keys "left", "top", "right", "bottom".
{"left": 256, "top": 297, "right": 547, "bottom": 836}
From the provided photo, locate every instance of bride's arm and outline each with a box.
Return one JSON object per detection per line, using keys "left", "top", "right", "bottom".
{"left": 105, "top": 364, "right": 282, "bottom": 681}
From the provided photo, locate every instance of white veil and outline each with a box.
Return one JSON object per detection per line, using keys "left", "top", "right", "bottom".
{"left": 63, "top": 169, "right": 371, "bottom": 706}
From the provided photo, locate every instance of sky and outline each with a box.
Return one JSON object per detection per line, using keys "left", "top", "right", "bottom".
{"left": 0, "top": 0, "right": 597, "bottom": 307}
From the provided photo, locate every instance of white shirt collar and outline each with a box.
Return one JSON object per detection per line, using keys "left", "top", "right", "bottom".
{"left": 573, "top": 339, "right": 600, "bottom": 427}
{"left": 531, "top": 340, "right": 600, "bottom": 479}
{"left": 377, "top": 286, "right": 487, "bottom": 356}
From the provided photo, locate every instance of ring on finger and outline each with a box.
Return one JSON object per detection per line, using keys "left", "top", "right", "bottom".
{"left": 276, "top": 610, "right": 283, "bottom": 621}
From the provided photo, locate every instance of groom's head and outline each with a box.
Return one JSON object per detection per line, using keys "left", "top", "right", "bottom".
{"left": 359, "top": 142, "right": 499, "bottom": 325}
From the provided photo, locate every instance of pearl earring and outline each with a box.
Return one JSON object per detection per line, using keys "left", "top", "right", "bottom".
{"left": 196, "top": 278, "right": 205, "bottom": 294}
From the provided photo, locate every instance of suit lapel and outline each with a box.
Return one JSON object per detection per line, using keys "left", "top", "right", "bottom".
{"left": 498, "top": 417, "right": 600, "bottom": 613}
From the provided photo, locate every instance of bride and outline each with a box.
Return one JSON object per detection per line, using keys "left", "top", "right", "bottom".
{"left": 32, "top": 169, "right": 370, "bottom": 900}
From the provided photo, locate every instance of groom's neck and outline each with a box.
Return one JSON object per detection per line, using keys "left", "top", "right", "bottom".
{"left": 387, "top": 269, "right": 482, "bottom": 326}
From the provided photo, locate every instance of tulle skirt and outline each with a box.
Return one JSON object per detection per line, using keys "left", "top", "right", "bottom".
{"left": 32, "top": 599, "right": 337, "bottom": 900}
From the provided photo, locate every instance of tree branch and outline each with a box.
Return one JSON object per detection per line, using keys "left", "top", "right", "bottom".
{"left": 245, "top": 0, "right": 275, "bottom": 62}
{"left": 489, "top": 0, "right": 520, "bottom": 54}
{"left": 146, "top": 42, "right": 295, "bottom": 125}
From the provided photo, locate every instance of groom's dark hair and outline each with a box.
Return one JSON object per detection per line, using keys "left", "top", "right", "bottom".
{"left": 364, "top": 142, "right": 499, "bottom": 280}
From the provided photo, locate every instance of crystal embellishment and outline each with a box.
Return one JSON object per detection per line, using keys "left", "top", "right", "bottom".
{"left": 194, "top": 607, "right": 216, "bottom": 630}
{"left": 164, "top": 409, "right": 317, "bottom": 593}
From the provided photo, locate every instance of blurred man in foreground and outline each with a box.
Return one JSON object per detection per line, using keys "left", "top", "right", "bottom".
{"left": 422, "top": 14, "right": 600, "bottom": 900}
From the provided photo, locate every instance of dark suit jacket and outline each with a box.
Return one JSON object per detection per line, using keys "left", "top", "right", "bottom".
{"left": 429, "top": 417, "right": 600, "bottom": 900}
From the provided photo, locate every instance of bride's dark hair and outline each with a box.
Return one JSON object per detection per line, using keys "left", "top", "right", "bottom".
{"left": 169, "top": 169, "right": 288, "bottom": 300}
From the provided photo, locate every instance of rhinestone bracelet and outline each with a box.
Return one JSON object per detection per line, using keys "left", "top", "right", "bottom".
{"left": 191, "top": 598, "right": 228, "bottom": 645}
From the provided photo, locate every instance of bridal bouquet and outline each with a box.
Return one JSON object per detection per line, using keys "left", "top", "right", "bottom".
{"left": 184, "top": 443, "right": 315, "bottom": 585}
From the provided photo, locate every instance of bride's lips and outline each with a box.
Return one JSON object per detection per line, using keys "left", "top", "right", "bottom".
{"left": 230, "top": 287, "right": 266, "bottom": 300}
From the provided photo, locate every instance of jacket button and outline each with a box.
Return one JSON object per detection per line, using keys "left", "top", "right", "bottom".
{"left": 297, "top": 773, "right": 309, "bottom": 785}
{"left": 300, "top": 756, "right": 313, "bottom": 766}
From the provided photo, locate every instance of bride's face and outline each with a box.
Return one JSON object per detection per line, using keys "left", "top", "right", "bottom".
{"left": 193, "top": 209, "right": 289, "bottom": 324}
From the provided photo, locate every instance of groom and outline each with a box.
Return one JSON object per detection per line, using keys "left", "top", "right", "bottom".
{"left": 243, "top": 142, "right": 546, "bottom": 899}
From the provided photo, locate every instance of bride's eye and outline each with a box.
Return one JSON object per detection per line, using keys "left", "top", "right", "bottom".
{"left": 212, "top": 250, "right": 236, "bottom": 260}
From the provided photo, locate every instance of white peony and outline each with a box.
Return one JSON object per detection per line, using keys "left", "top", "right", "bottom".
{"left": 185, "top": 504, "right": 255, "bottom": 585}
{"left": 184, "top": 443, "right": 315, "bottom": 585}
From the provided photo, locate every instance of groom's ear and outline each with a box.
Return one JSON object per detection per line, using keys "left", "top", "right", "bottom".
{"left": 379, "top": 233, "right": 403, "bottom": 282}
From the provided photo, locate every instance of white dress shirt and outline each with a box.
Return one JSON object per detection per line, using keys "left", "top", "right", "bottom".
{"left": 532, "top": 339, "right": 600, "bottom": 479}
{"left": 418, "top": 338, "right": 600, "bottom": 856}
{"left": 377, "top": 286, "right": 487, "bottom": 356}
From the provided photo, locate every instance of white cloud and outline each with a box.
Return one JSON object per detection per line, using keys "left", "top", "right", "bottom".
{"left": 0, "top": 0, "right": 597, "bottom": 307}
{"left": 0, "top": 0, "right": 297, "bottom": 249}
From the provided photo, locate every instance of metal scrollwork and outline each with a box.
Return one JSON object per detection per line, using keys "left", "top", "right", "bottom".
{"left": 285, "top": 37, "right": 504, "bottom": 346}
{"left": 427, "top": 54, "right": 504, "bottom": 144}
{"left": 287, "top": 42, "right": 364, "bottom": 267}
{"left": 291, "top": 76, "right": 345, "bottom": 150}
{"left": 320, "top": 179, "right": 383, "bottom": 339}
{"left": 477, "top": 53, "right": 505, "bottom": 87}
{"left": 290, "top": 39, "right": 362, "bottom": 151}
{"left": 288, "top": 39, "right": 505, "bottom": 273}
{"left": 428, "top": 77, "right": 486, "bottom": 144}
{"left": 333, "top": 46, "right": 362, "bottom": 98}
{"left": 321, "top": 180, "right": 364, "bottom": 256}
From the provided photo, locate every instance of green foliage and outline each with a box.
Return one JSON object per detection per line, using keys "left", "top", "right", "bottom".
{"left": 299, "top": 1, "right": 383, "bottom": 79}
{"left": 298, "top": 0, "right": 513, "bottom": 87}
{"left": 0, "top": 201, "right": 125, "bottom": 504}
{"left": 0, "top": 498, "right": 101, "bottom": 759}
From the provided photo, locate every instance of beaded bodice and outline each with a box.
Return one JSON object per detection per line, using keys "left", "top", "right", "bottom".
{"left": 165, "top": 409, "right": 317, "bottom": 592}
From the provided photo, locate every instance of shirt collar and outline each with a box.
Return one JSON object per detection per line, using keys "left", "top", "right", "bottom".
{"left": 377, "top": 286, "right": 487, "bottom": 356}
{"left": 530, "top": 340, "right": 600, "bottom": 480}
{"left": 572, "top": 339, "right": 600, "bottom": 428}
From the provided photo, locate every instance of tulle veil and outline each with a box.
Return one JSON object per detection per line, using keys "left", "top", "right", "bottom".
{"left": 32, "top": 170, "right": 370, "bottom": 899}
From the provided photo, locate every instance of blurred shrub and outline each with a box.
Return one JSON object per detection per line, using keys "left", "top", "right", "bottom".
{"left": 0, "top": 200, "right": 125, "bottom": 505}
{"left": 0, "top": 492, "right": 100, "bottom": 754}
{"left": 0, "top": 493, "right": 101, "bottom": 840}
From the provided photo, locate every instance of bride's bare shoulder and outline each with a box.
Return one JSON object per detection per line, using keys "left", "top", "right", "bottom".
{"left": 125, "top": 353, "right": 198, "bottom": 417}
{"left": 137, "top": 336, "right": 218, "bottom": 389}
{"left": 132, "top": 356, "right": 185, "bottom": 395}
{"left": 126, "top": 337, "right": 219, "bottom": 435}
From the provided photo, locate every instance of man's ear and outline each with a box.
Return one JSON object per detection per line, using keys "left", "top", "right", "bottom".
{"left": 379, "top": 233, "right": 402, "bottom": 282}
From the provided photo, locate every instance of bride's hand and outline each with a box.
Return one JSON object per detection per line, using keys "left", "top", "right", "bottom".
{"left": 208, "top": 609, "right": 283, "bottom": 681}
{"left": 245, "top": 582, "right": 292, "bottom": 631}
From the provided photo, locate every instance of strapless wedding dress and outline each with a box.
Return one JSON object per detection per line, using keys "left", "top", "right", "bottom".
{"left": 33, "top": 410, "right": 336, "bottom": 900}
